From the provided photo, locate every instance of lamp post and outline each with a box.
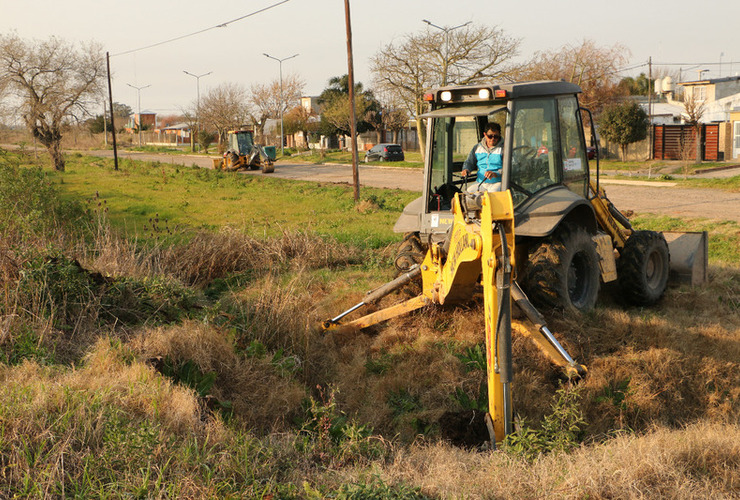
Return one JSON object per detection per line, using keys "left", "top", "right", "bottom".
{"left": 263, "top": 52, "right": 299, "bottom": 156}
{"left": 422, "top": 19, "right": 471, "bottom": 86}
{"left": 697, "top": 69, "right": 710, "bottom": 80}
{"left": 127, "top": 83, "right": 150, "bottom": 147}
{"left": 183, "top": 71, "right": 211, "bottom": 130}
{"left": 183, "top": 71, "right": 212, "bottom": 151}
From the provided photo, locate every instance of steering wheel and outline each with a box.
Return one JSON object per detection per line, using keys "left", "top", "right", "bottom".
{"left": 512, "top": 145, "right": 537, "bottom": 160}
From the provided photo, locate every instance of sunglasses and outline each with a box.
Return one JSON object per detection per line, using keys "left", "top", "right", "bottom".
{"left": 486, "top": 133, "right": 500, "bottom": 139}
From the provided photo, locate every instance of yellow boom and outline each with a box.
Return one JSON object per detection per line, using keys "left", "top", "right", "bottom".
{"left": 323, "top": 190, "right": 586, "bottom": 446}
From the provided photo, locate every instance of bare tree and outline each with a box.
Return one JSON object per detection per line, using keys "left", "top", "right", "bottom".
{"left": 179, "top": 106, "right": 199, "bottom": 152}
{"left": 682, "top": 90, "right": 706, "bottom": 163}
{"left": 371, "top": 23, "right": 521, "bottom": 159}
{"left": 198, "top": 83, "right": 251, "bottom": 152}
{"left": 0, "top": 34, "right": 105, "bottom": 171}
{"left": 519, "top": 40, "right": 628, "bottom": 115}
{"left": 370, "top": 90, "right": 410, "bottom": 144}
{"left": 248, "top": 74, "right": 304, "bottom": 144}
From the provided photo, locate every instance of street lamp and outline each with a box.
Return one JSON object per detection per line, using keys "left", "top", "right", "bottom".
{"left": 263, "top": 52, "right": 299, "bottom": 156}
{"left": 422, "top": 19, "right": 471, "bottom": 86}
{"left": 183, "top": 71, "right": 212, "bottom": 130}
{"left": 697, "top": 69, "right": 710, "bottom": 80}
{"left": 127, "top": 83, "right": 150, "bottom": 147}
{"left": 183, "top": 70, "right": 212, "bottom": 151}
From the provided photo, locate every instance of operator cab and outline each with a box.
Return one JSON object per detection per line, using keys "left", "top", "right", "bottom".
{"left": 228, "top": 130, "right": 255, "bottom": 156}
{"left": 398, "top": 81, "right": 592, "bottom": 243}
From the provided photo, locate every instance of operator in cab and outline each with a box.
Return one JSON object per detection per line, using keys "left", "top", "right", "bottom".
{"left": 461, "top": 122, "right": 503, "bottom": 192}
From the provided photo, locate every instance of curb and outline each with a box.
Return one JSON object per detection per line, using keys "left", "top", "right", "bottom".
{"left": 694, "top": 164, "right": 740, "bottom": 174}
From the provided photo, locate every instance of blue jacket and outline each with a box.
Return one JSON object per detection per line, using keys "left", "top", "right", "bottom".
{"left": 463, "top": 139, "right": 503, "bottom": 184}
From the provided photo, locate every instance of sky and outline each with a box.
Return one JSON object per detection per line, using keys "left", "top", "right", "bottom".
{"left": 2, "top": 0, "right": 738, "bottom": 117}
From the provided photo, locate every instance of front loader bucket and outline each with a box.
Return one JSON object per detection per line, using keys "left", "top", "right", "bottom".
{"left": 261, "top": 162, "right": 274, "bottom": 174}
{"left": 662, "top": 231, "right": 708, "bottom": 286}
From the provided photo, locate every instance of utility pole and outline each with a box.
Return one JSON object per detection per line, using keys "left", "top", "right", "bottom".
{"left": 422, "top": 19, "right": 471, "bottom": 86}
{"left": 183, "top": 70, "right": 212, "bottom": 151}
{"left": 127, "top": 83, "right": 150, "bottom": 148}
{"left": 344, "top": 0, "right": 360, "bottom": 202}
{"left": 263, "top": 53, "right": 299, "bottom": 156}
{"left": 106, "top": 52, "right": 118, "bottom": 170}
{"left": 648, "top": 56, "right": 653, "bottom": 162}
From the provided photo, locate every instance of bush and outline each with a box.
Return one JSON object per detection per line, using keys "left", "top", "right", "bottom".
{"left": 196, "top": 131, "right": 216, "bottom": 154}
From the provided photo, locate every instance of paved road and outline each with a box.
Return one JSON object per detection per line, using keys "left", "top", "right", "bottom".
{"left": 88, "top": 150, "right": 740, "bottom": 222}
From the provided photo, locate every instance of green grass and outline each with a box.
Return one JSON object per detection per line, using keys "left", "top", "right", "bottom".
{"left": 52, "top": 155, "right": 418, "bottom": 249}
{"left": 596, "top": 159, "right": 729, "bottom": 173}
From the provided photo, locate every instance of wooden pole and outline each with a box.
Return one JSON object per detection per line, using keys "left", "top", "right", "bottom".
{"left": 344, "top": 0, "right": 360, "bottom": 202}
{"left": 106, "top": 52, "right": 119, "bottom": 171}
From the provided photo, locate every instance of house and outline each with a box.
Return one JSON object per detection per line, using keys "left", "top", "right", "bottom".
{"left": 155, "top": 123, "right": 191, "bottom": 146}
{"left": 678, "top": 76, "right": 740, "bottom": 160}
{"left": 125, "top": 111, "right": 156, "bottom": 133}
{"left": 679, "top": 75, "right": 740, "bottom": 123}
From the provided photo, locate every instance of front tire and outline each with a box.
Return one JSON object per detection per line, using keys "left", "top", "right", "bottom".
{"left": 522, "top": 223, "right": 600, "bottom": 314}
{"left": 617, "top": 231, "right": 670, "bottom": 305}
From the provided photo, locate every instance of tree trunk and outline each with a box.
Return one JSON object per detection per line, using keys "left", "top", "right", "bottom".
{"left": 620, "top": 143, "right": 628, "bottom": 162}
{"left": 695, "top": 125, "right": 702, "bottom": 163}
{"left": 47, "top": 140, "right": 65, "bottom": 171}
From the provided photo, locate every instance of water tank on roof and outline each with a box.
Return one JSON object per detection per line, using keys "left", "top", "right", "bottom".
{"left": 662, "top": 76, "right": 674, "bottom": 93}
{"left": 654, "top": 79, "right": 663, "bottom": 94}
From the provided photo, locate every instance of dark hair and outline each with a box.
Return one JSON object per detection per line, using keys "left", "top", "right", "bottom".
{"left": 484, "top": 122, "right": 501, "bottom": 133}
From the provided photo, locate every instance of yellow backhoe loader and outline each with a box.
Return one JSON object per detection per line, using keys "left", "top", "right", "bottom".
{"left": 212, "top": 129, "right": 275, "bottom": 173}
{"left": 322, "top": 81, "right": 708, "bottom": 447}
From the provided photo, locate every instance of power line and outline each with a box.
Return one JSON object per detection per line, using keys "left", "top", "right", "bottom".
{"left": 111, "top": 0, "right": 291, "bottom": 57}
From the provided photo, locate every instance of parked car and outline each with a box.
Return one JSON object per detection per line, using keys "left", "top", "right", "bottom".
{"left": 587, "top": 147, "right": 597, "bottom": 160}
{"left": 364, "top": 143, "right": 404, "bottom": 162}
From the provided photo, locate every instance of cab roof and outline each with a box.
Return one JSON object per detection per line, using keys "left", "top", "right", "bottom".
{"left": 429, "top": 80, "right": 582, "bottom": 100}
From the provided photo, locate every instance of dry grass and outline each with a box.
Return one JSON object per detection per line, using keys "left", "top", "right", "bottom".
{"left": 318, "top": 421, "right": 738, "bottom": 499}
{"left": 132, "top": 320, "right": 307, "bottom": 432}
{"left": 2, "top": 152, "right": 739, "bottom": 496}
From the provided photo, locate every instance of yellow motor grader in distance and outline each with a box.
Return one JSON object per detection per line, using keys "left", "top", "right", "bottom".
{"left": 212, "top": 129, "right": 275, "bottom": 173}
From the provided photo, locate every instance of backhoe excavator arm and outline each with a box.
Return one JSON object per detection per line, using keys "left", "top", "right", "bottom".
{"left": 322, "top": 191, "right": 586, "bottom": 446}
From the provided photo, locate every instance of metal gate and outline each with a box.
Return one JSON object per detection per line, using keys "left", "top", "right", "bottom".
{"left": 653, "top": 124, "right": 719, "bottom": 161}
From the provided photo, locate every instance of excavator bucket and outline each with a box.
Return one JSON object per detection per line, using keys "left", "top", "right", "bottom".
{"left": 662, "top": 231, "right": 708, "bottom": 286}
{"left": 261, "top": 162, "right": 275, "bottom": 174}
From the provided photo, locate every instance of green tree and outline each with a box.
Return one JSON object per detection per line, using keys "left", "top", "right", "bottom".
{"left": 618, "top": 73, "right": 651, "bottom": 96}
{"left": 318, "top": 75, "right": 379, "bottom": 139}
{"left": 597, "top": 101, "right": 649, "bottom": 161}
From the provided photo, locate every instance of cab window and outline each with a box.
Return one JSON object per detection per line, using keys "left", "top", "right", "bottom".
{"left": 428, "top": 116, "right": 478, "bottom": 211}
{"left": 558, "top": 96, "right": 588, "bottom": 197}
{"left": 509, "top": 98, "right": 560, "bottom": 206}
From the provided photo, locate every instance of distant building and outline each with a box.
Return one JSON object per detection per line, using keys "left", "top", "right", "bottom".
{"left": 678, "top": 76, "right": 740, "bottom": 123}
{"left": 126, "top": 111, "right": 156, "bottom": 132}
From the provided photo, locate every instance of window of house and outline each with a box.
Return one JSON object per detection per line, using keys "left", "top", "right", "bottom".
{"left": 694, "top": 86, "right": 706, "bottom": 101}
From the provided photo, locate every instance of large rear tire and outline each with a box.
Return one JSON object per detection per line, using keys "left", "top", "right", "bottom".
{"left": 617, "top": 230, "right": 670, "bottom": 305}
{"left": 522, "top": 223, "right": 600, "bottom": 314}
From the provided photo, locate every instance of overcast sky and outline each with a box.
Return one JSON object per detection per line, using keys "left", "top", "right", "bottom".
{"left": 2, "top": 0, "right": 738, "bottom": 116}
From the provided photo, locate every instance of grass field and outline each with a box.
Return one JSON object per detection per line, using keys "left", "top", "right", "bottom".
{"left": 0, "top": 147, "right": 738, "bottom": 498}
